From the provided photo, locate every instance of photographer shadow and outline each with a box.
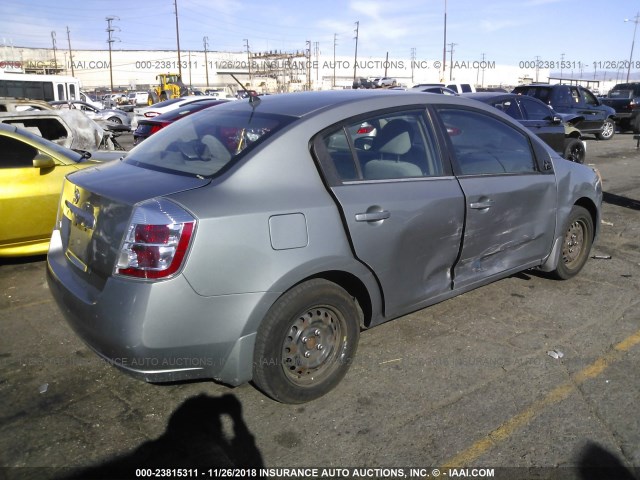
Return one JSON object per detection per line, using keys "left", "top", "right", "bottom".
{"left": 63, "top": 393, "right": 264, "bottom": 479}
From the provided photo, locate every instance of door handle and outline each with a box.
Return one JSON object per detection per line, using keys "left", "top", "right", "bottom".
{"left": 355, "top": 210, "right": 390, "bottom": 222}
{"left": 469, "top": 200, "right": 493, "bottom": 210}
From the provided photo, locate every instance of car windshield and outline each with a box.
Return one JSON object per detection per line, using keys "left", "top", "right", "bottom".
{"left": 124, "top": 107, "right": 294, "bottom": 177}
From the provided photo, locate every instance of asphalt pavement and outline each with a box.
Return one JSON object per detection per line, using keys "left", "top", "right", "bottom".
{"left": 1, "top": 132, "right": 639, "bottom": 480}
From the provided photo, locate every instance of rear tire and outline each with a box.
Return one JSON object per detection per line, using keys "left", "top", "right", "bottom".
{"left": 596, "top": 118, "right": 615, "bottom": 140}
{"left": 563, "top": 138, "right": 585, "bottom": 164}
{"left": 252, "top": 279, "right": 360, "bottom": 404}
{"left": 550, "top": 206, "right": 594, "bottom": 280}
{"left": 107, "top": 116, "right": 122, "bottom": 124}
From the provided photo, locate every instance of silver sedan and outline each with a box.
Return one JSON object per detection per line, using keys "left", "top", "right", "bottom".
{"left": 47, "top": 90, "right": 602, "bottom": 404}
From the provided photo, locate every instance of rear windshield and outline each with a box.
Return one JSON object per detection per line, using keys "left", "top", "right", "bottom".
{"left": 124, "top": 107, "right": 294, "bottom": 177}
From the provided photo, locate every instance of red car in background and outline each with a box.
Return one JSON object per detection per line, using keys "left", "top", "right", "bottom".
{"left": 133, "top": 99, "right": 229, "bottom": 145}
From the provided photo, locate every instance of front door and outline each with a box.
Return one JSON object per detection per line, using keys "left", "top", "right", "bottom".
{"left": 435, "top": 107, "right": 558, "bottom": 290}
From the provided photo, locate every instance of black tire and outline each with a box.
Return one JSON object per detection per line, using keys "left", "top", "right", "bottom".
{"left": 252, "top": 279, "right": 360, "bottom": 404}
{"left": 160, "top": 92, "right": 168, "bottom": 101}
{"left": 563, "top": 138, "right": 586, "bottom": 164}
{"left": 633, "top": 116, "right": 640, "bottom": 134}
{"left": 596, "top": 118, "right": 615, "bottom": 140}
{"left": 107, "top": 116, "right": 122, "bottom": 124}
{"left": 550, "top": 206, "right": 594, "bottom": 280}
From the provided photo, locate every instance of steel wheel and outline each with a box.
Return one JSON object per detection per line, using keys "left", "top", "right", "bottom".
{"left": 253, "top": 279, "right": 359, "bottom": 403}
{"left": 551, "top": 205, "right": 594, "bottom": 279}
{"left": 282, "top": 306, "right": 347, "bottom": 386}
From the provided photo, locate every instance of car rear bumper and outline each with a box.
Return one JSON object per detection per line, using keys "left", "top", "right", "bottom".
{"left": 47, "top": 231, "right": 278, "bottom": 386}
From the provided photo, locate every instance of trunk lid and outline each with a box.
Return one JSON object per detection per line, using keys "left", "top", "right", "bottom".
{"left": 58, "top": 161, "right": 209, "bottom": 284}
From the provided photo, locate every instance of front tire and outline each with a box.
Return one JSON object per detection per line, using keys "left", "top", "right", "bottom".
{"left": 596, "top": 118, "right": 615, "bottom": 140}
{"left": 252, "top": 279, "right": 360, "bottom": 404}
{"left": 550, "top": 206, "right": 594, "bottom": 280}
{"left": 563, "top": 138, "right": 585, "bottom": 164}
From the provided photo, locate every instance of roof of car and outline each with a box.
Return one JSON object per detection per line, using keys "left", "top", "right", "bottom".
{"left": 213, "top": 89, "right": 482, "bottom": 118}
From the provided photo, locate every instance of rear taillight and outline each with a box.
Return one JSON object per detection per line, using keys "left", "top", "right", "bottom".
{"left": 149, "top": 124, "right": 165, "bottom": 135}
{"left": 144, "top": 111, "right": 160, "bottom": 118}
{"left": 116, "top": 199, "right": 195, "bottom": 279}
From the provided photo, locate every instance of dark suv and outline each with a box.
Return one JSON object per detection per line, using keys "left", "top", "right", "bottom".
{"left": 600, "top": 83, "right": 640, "bottom": 132}
{"left": 512, "top": 84, "right": 616, "bottom": 140}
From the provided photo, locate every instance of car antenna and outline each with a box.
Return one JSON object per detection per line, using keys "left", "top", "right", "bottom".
{"left": 229, "top": 73, "right": 260, "bottom": 107}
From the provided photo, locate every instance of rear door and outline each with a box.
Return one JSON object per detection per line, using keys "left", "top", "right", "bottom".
{"left": 435, "top": 106, "right": 558, "bottom": 290}
{"left": 314, "top": 109, "right": 465, "bottom": 320}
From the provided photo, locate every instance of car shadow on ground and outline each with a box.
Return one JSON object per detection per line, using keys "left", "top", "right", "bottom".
{"left": 60, "top": 393, "right": 265, "bottom": 479}
{"left": 603, "top": 191, "right": 640, "bottom": 211}
{"left": 577, "top": 441, "right": 637, "bottom": 480}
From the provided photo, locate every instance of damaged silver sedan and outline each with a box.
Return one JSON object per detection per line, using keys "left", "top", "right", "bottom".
{"left": 47, "top": 90, "right": 602, "bottom": 404}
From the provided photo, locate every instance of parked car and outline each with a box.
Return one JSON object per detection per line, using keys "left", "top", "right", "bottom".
{"left": 414, "top": 85, "right": 458, "bottom": 95}
{"left": 50, "top": 100, "right": 131, "bottom": 129}
{"left": 47, "top": 90, "right": 602, "bottom": 404}
{"left": 465, "top": 92, "right": 586, "bottom": 163}
{"left": 352, "top": 77, "right": 375, "bottom": 89}
{"left": 599, "top": 82, "right": 640, "bottom": 132}
{"left": 0, "top": 109, "right": 111, "bottom": 152}
{"left": 0, "top": 123, "right": 114, "bottom": 257}
{"left": 127, "top": 91, "right": 150, "bottom": 107}
{"left": 512, "top": 84, "right": 616, "bottom": 140}
{"left": 79, "top": 91, "right": 104, "bottom": 109}
{"left": 133, "top": 99, "right": 229, "bottom": 145}
{"left": 374, "top": 77, "right": 397, "bottom": 88}
{"left": 446, "top": 82, "right": 476, "bottom": 93}
{"left": 131, "top": 96, "right": 216, "bottom": 129}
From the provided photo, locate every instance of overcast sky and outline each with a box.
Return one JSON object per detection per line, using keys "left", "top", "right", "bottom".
{"left": 2, "top": 0, "right": 640, "bottom": 71}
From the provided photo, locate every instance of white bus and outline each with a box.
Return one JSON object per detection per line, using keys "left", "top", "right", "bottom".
{"left": 0, "top": 72, "right": 82, "bottom": 102}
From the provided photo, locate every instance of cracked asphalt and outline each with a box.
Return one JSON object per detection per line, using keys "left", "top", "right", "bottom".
{"left": 1, "top": 132, "right": 639, "bottom": 480}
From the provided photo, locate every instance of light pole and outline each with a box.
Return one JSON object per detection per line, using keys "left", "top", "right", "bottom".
{"left": 442, "top": 0, "right": 447, "bottom": 82}
{"left": 625, "top": 13, "right": 640, "bottom": 82}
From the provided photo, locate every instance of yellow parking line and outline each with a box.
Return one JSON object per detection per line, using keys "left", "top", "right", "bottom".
{"left": 442, "top": 329, "right": 640, "bottom": 468}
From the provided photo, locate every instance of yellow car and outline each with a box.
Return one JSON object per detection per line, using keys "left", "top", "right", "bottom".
{"left": 0, "top": 123, "right": 103, "bottom": 257}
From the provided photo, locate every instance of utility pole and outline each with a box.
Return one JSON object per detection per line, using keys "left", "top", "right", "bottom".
{"left": 534, "top": 55, "right": 541, "bottom": 82}
{"left": 333, "top": 33, "right": 337, "bottom": 88}
{"left": 203, "top": 36, "right": 209, "bottom": 87}
{"left": 384, "top": 51, "right": 389, "bottom": 77}
{"left": 353, "top": 21, "right": 359, "bottom": 83}
{"left": 106, "top": 16, "right": 119, "bottom": 92}
{"left": 411, "top": 47, "right": 416, "bottom": 82}
{"left": 51, "top": 31, "right": 58, "bottom": 74}
{"left": 306, "top": 40, "right": 311, "bottom": 90}
{"left": 66, "top": 26, "right": 74, "bottom": 76}
{"left": 560, "top": 52, "right": 565, "bottom": 80}
{"left": 625, "top": 13, "right": 640, "bottom": 82}
{"left": 442, "top": 0, "right": 447, "bottom": 82}
{"left": 448, "top": 42, "right": 457, "bottom": 81}
{"left": 174, "top": 0, "right": 182, "bottom": 77}
{"left": 314, "top": 41, "right": 319, "bottom": 87}
{"left": 243, "top": 39, "right": 251, "bottom": 85}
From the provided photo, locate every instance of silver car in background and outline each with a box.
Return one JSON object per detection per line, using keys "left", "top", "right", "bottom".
{"left": 47, "top": 90, "right": 602, "bottom": 404}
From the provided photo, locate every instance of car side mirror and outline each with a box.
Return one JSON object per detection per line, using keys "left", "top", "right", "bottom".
{"left": 551, "top": 115, "right": 562, "bottom": 124}
{"left": 33, "top": 153, "right": 56, "bottom": 169}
